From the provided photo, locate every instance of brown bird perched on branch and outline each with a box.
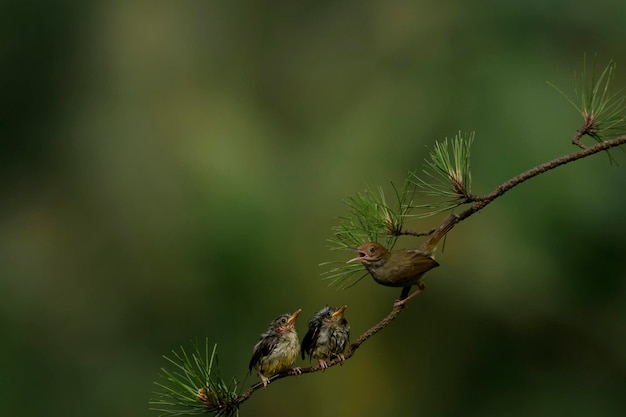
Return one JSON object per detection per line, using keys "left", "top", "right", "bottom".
{"left": 347, "top": 214, "right": 458, "bottom": 306}
{"left": 248, "top": 309, "right": 302, "bottom": 388}
{"left": 301, "top": 305, "right": 350, "bottom": 369}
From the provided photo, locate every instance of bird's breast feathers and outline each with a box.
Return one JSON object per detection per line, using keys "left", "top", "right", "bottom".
{"left": 257, "top": 331, "right": 300, "bottom": 375}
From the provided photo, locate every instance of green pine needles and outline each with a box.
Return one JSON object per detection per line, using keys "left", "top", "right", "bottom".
{"left": 150, "top": 340, "right": 240, "bottom": 417}
{"left": 411, "top": 132, "right": 474, "bottom": 213}
{"left": 321, "top": 131, "right": 474, "bottom": 288}
{"left": 319, "top": 180, "right": 415, "bottom": 288}
{"left": 549, "top": 57, "right": 626, "bottom": 146}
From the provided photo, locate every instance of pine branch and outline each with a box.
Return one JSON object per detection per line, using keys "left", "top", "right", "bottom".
{"left": 457, "top": 133, "right": 626, "bottom": 222}
{"left": 151, "top": 129, "right": 626, "bottom": 417}
{"left": 235, "top": 129, "right": 626, "bottom": 411}
{"left": 548, "top": 56, "right": 626, "bottom": 163}
{"left": 150, "top": 57, "right": 626, "bottom": 417}
{"left": 229, "top": 132, "right": 626, "bottom": 413}
{"left": 322, "top": 60, "right": 626, "bottom": 288}
{"left": 360, "top": 131, "right": 626, "bottom": 247}
{"left": 150, "top": 340, "right": 240, "bottom": 417}
{"left": 410, "top": 131, "right": 475, "bottom": 212}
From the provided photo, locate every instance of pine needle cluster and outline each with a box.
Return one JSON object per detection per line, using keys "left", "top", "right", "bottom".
{"left": 151, "top": 340, "right": 240, "bottom": 417}
{"left": 549, "top": 56, "right": 626, "bottom": 158}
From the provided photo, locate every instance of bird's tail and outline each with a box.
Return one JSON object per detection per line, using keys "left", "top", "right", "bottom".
{"left": 419, "top": 213, "right": 459, "bottom": 255}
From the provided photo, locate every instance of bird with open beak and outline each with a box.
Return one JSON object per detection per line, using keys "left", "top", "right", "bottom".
{"left": 347, "top": 215, "right": 457, "bottom": 306}
{"left": 301, "top": 305, "right": 350, "bottom": 369}
{"left": 249, "top": 309, "right": 302, "bottom": 388}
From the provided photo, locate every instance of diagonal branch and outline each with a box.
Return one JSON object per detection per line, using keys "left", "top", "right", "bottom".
{"left": 405, "top": 133, "right": 626, "bottom": 238}
{"left": 188, "top": 133, "right": 626, "bottom": 416}
{"left": 231, "top": 133, "right": 626, "bottom": 412}
{"left": 459, "top": 133, "right": 626, "bottom": 221}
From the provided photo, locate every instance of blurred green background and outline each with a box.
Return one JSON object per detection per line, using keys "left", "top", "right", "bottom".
{"left": 2, "top": 1, "right": 626, "bottom": 416}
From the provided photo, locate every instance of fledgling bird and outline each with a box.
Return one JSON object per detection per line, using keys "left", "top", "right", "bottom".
{"left": 301, "top": 305, "right": 350, "bottom": 369}
{"left": 248, "top": 309, "right": 302, "bottom": 388}
{"left": 348, "top": 214, "right": 458, "bottom": 306}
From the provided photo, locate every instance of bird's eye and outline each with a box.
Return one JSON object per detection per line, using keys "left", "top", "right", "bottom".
{"left": 369, "top": 246, "right": 375, "bottom": 253}
{"left": 281, "top": 318, "right": 287, "bottom": 324}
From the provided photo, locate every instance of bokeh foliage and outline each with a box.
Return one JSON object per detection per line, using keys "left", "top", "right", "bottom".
{"left": 2, "top": 1, "right": 626, "bottom": 417}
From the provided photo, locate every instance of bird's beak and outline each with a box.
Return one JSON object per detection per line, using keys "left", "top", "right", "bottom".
{"left": 287, "top": 309, "right": 302, "bottom": 325}
{"left": 346, "top": 252, "right": 365, "bottom": 263}
{"left": 346, "top": 247, "right": 365, "bottom": 263}
{"left": 331, "top": 305, "right": 347, "bottom": 318}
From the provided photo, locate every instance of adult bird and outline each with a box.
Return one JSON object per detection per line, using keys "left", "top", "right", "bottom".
{"left": 301, "top": 305, "right": 350, "bottom": 369}
{"left": 348, "top": 214, "right": 458, "bottom": 306}
{"left": 249, "top": 309, "right": 302, "bottom": 388}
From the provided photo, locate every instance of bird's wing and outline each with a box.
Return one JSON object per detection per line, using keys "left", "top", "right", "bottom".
{"left": 248, "top": 333, "right": 279, "bottom": 371}
{"left": 405, "top": 250, "right": 440, "bottom": 267}
{"left": 300, "top": 324, "right": 320, "bottom": 359}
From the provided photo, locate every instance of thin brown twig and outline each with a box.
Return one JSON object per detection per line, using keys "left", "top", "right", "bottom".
{"left": 458, "top": 133, "right": 626, "bottom": 221}
{"left": 572, "top": 119, "right": 592, "bottom": 149}
{"left": 227, "top": 132, "right": 626, "bottom": 413}
{"left": 392, "top": 228, "right": 436, "bottom": 237}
